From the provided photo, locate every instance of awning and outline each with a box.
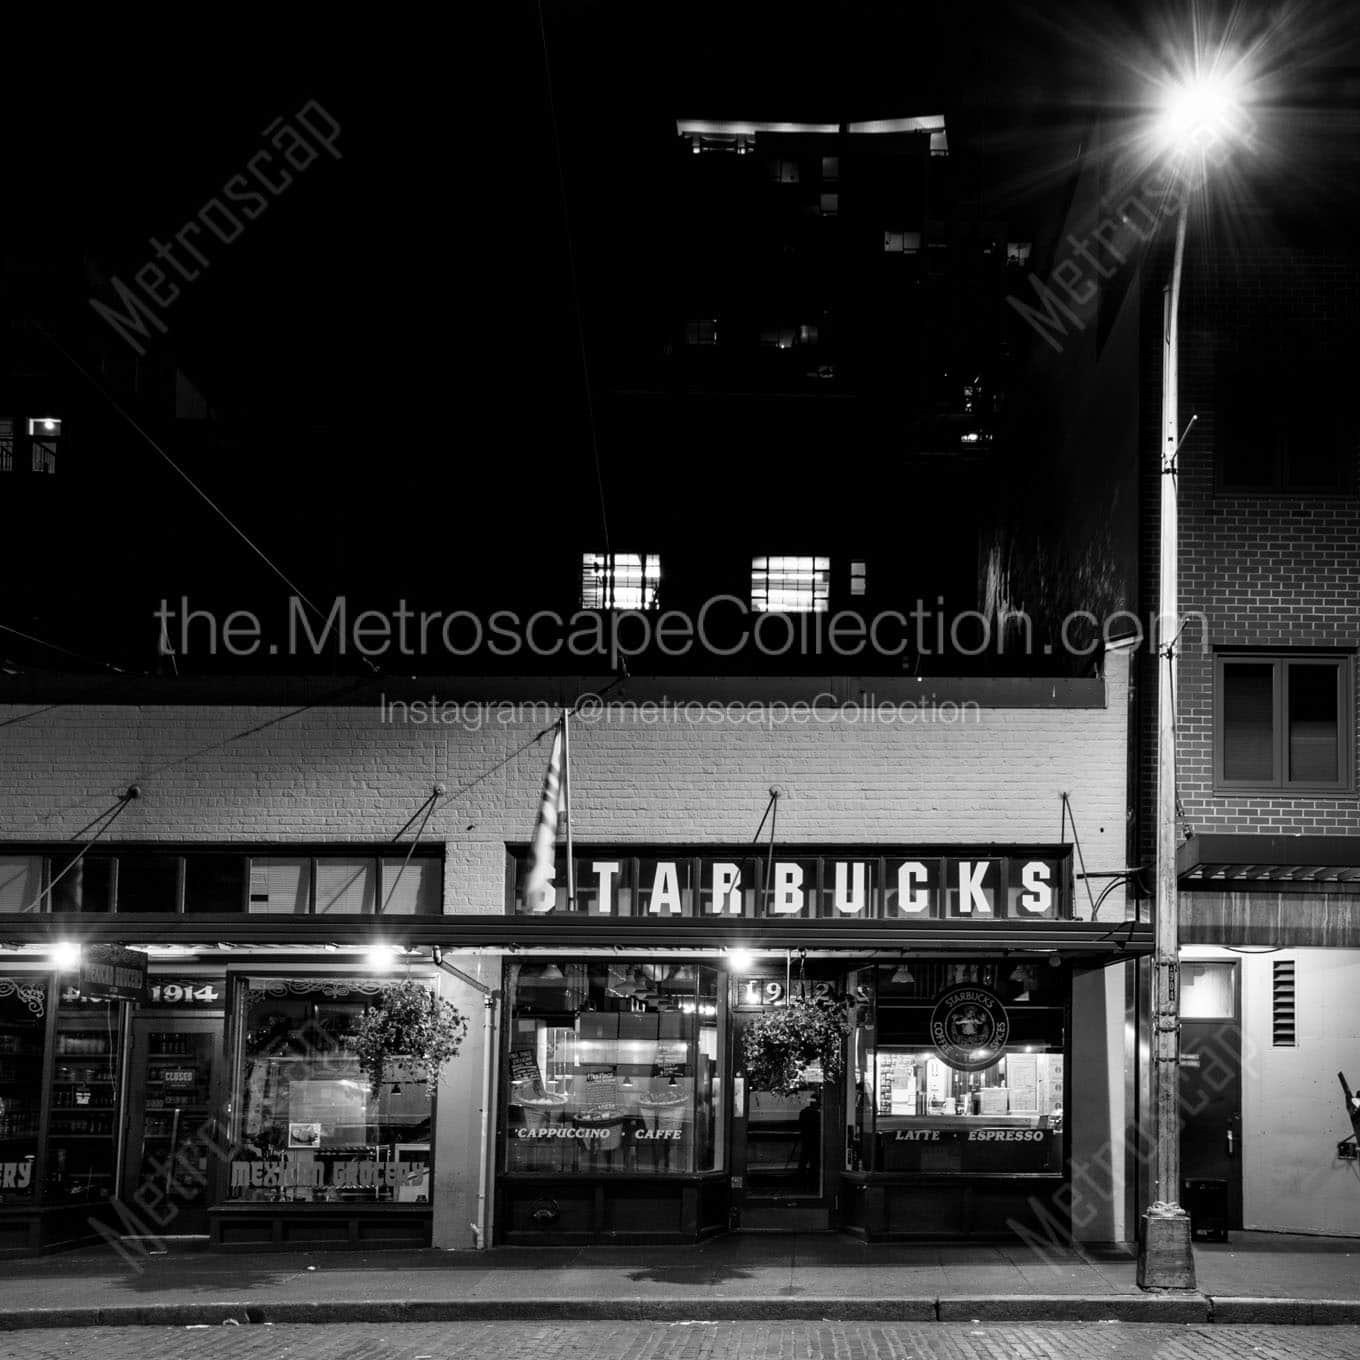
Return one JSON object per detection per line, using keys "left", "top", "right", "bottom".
{"left": 0, "top": 913, "right": 1152, "bottom": 959}
{"left": 1178, "top": 834, "right": 1360, "bottom": 886}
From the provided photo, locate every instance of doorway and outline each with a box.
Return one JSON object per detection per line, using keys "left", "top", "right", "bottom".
{"left": 730, "top": 1008, "right": 837, "bottom": 1231}
{"left": 1178, "top": 959, "right": 1243, "bottom": 1233}
{"left": 123, "top": 1015, "right": 224, "bottom": 1236}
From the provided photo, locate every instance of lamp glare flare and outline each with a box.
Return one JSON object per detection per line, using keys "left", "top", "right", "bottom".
{"left": 366, "top": 943, "right": 399, "bottom": 972}
{"left": 1156, "top": 69, "right": 1244, "bottom": 154}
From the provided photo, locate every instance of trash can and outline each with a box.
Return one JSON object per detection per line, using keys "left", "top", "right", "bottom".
{"left": 1182, "top": 1178, "right": 1228, "bottom": 1242}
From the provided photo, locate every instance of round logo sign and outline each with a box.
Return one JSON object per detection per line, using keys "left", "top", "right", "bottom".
{"left": 929, "top": 985, "right": 1010, "bottom": 1071}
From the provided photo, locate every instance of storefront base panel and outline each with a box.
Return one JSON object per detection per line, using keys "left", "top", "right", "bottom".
{"left": 840, "top": 1176, "right": 1070, "bottom": 1241}
{"left": 207, "top": 1205, "right": 432, "bottom": 1252}
{"left": 497, "top": 1176, "right": 729, "bottom": 1245}
{"left": 0, "top": 1203, "right": 122, "bottom": 1259}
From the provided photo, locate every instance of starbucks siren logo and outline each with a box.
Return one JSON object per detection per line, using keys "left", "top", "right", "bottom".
{"left": 929, "top": 985, "right": 1010, "bottom": 1071}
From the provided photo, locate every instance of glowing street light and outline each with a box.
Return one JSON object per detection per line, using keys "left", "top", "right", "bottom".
{"left": 1139, "top": 56, "right": 1253, "bottom": 1295}
{"left": 1154, "top": 70, "right": 1247, "bottom": 154}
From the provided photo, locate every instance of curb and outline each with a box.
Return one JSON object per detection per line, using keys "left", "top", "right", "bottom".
{"left": 5, "top": 1293, "right": 1360, "bottom": 1329}
{"left": 1209, "top": 1297, "right": 1360, "bottom": 1326}
{"left": 938, "top": 1294, "right": 1209, "bottom": 1323}
{"left": 0, "top": 1295, "right": 1222, "bottom": 1329}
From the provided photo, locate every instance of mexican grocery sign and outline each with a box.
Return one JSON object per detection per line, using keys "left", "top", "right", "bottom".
{"left": 513, "top": 850, "right": 1067, "bottom": 920}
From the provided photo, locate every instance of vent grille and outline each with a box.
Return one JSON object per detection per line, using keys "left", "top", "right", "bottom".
{"left": 1272, "top": 959, "right": 1296, "bottom": 1047}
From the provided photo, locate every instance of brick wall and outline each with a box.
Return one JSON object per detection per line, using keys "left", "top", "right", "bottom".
{"left": 1138, "top": 243, "right": 1360, "bottom": 860}
{"left": 0, "top": 656, "right": 1131, "bottom": 919}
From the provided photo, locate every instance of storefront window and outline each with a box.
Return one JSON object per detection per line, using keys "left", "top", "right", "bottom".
{"left": 229, "top": 979, "right": 433, "bottom": 1205}
{"left": 864, "top": 961, "right": 1066, "bottom": 1175}
{"left": 0, "top": 977, "right": 47, "bottom": 1202}
{"left": 48, "top": 990, "right": 122, "bottom": 1202}
{"left": 503, "top": 962, "right": 722, "bottom": 1176}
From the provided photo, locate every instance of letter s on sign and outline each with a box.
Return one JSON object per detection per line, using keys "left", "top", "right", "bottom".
{"left": 1019, "top": 861, "right": 1052, "bottom": 915}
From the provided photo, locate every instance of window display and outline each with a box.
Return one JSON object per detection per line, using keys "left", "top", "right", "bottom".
{"left": 0, "top": 977, "right": 47, "bottom": 1203}
{"left": 847, "top": 960, "right": 1066, "bottom": 1175}
{"left": 503, "top": 962, "right": 721, "bottom": 1176}
{"left": 228, "top": 978, "right": 433, "bottom": 1204}
{"left": 47, "top": 991, "right": 122, "bottom": 1202}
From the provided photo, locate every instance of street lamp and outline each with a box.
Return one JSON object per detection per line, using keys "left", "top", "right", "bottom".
{"left": 1138, "top": 66, "right": 1248, "bottom": 1292}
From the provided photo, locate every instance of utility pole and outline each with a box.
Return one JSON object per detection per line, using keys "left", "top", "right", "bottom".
{"left": 1138, "top": 192, "right": 1196, "bottom": 1291}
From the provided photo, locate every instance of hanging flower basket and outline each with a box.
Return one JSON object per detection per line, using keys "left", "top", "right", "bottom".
{"left": 742, "top": 994, "right": 851, "bottom": 1097}
{"left": 353, "top": 979, "right": 469, "bottom": 1095}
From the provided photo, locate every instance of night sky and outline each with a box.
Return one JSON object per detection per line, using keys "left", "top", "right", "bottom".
{"left": 3, "top": 3, "right": 1357, "bottom": 676}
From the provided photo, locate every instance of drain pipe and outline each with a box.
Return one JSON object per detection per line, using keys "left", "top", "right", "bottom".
{"left": 433, "top": 949, "right": 500, "bottom": 1251}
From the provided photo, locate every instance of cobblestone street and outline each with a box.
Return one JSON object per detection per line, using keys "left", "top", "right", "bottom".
{"left": 3, "top": 1323, "right": 1360, "bottom": 1360}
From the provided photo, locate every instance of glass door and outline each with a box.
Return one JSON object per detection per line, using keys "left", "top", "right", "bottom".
{"left": 730, "top": 999, "right": 836, "bottom": 1231}
{"left": 123, "top": 1017, "right": 223, "bottom": 1235}
{"left": 47, "top": 994, "right": 123, "bottom": 1206}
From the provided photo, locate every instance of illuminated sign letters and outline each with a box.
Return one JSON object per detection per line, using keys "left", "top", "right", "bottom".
{"left": 515, "top": 851, "right": 1067, "bottom": 920}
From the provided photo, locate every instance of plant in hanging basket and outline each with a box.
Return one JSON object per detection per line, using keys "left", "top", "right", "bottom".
{"left": 353, "top": 979, "right": 469, "bottom": 1095}
{"left": 742, "top": 994, "right": 851, "bottom": 1097}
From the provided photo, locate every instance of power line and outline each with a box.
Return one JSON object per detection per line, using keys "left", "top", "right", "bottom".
{"left": 0, "top": 623, "right": 129, "bottom": 675}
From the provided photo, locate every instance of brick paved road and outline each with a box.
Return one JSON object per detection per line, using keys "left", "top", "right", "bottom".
{"left": 3, "top": 1323, "right": 1360, "bottom": 1360}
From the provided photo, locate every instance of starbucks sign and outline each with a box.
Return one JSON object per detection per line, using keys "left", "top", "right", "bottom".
{"left": 929, "top": 985, "right": 1010, "bottom": 1071}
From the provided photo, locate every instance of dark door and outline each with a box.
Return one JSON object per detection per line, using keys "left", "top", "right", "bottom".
{"left": 730, "top": 993, "right": 839, "bottom": 1232}
{"left": 123, "top": 1016, "right": 224, "bottom": 1236}
{"left": 1178, "top": 960, "right": 1242, "bottom": 1232}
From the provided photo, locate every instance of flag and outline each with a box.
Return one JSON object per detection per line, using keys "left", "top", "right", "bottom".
{"left": 523, "top": 723, "right": 564, "bottom": 913}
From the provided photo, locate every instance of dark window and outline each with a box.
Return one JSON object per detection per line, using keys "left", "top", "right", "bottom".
{"left": 11, "top": 849, "right": 442, "bottom": 915}
{"left": 49, "top": 856, "right": 113, "bottom": 914}
{"left": 116, "top": 854, "right": 180, "bottom": 912}
{"left": 184, "top": 855, "right": 247, "bottom": 913}
{"left": 1217, "top": 351, "right": 1353, "bottom": 493}
{"left": 1218, "top": 655, "right": 1350, "bottom": 790}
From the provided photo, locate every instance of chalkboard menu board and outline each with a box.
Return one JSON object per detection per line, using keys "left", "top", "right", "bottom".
{"left": 581, "top": 1071, "right": 620, "bottom": 1111}
{"left": 653, "top": 1043, "right": 687, "bottom": 1081}
{"left": 509, "top": 1048, "right": 544, "bottom": 1096}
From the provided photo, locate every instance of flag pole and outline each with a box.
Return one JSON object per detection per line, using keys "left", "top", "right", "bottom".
{"left": 561, "top": 711, "right": 575, "bottom": 910}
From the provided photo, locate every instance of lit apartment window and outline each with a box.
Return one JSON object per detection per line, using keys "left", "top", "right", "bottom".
{"left": 819, "top": 192, "right": 839, "bottom": 216}
{"left": 0, "top": 419, "right": 12, "bottom": 473}
{"left": 28, "top": 417, "right": 59, "bottom": 475}
{"left": 1217, "top": 654, "right": 1351, "bottom": 789}
{"left": 850, "top": 561, "right": 866, "bottom": 597}
{"left": 581, "top": 553, "right": 661, "bottom": 610}
{"left": 821, "top": 155, "right": 840, "bottom": 181}
{"left": 759, "top": 324, "right": 819, "bottom": 350}
{"left": 769, "top": 158, "right": 800, "bottom": 183}
{"left": 1007, "top": 242, "right": 1032, "bottom": 266}
{"left": 751, "top": 556, "right": 830, "bottom": 613}
{"left": 684, "top": 319, "right": 718, "bottom": 346}
{"left": 883, "top": 230, "right": 921, "bottom": 254}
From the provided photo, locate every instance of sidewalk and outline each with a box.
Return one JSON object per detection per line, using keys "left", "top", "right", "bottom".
{"left": 0, "top": 1232, "right": 1356, "bottom": 1330}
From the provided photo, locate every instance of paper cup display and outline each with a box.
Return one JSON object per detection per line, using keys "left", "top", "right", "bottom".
{"left": 520, "top": 1093, "right": 567, "bottom": 1129}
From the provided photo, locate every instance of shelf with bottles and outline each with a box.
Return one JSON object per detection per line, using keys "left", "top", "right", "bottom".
{"left": 53, "top": 1032, "right": 112, "bottom": 1058}
{"left": 148, "top": 1034, "right": 197, "bottom": 1057}
{"left": 0, "top": 1037, "right": 44, "bottom": 1060}
{"left": 50, "top": 1114, "right": 117, "bottom": 1136}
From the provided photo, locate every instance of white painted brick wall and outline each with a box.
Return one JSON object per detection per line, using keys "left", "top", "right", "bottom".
{"left": 0, "top": 652, "right": 1130, "bottom": 919}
